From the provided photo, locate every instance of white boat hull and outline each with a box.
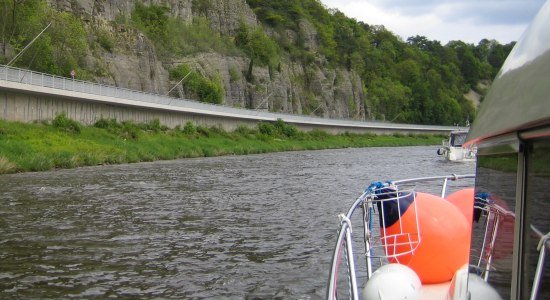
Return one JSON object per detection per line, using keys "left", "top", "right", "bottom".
{"left": 439, "top": 146, "right": 476, "bottom": 162}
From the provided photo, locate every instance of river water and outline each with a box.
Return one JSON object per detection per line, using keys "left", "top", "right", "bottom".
{"left": 0, "top": 146, "right": 475, "bottom": 299}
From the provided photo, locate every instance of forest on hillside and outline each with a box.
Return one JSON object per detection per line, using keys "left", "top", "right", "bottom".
{"left": 0, "top": 0, "right": 514, "bottom": 126}
{"left": 245, "top": 0, "right": 514, "bottom": 125}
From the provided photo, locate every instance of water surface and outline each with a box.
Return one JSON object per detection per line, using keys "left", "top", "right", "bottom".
{"left": 0, "top": 146, "right": 475, "bottom": 299}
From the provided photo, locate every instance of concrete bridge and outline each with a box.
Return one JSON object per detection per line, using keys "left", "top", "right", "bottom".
{"left": 0, "top": 65, "right": 459, "bottom": 135}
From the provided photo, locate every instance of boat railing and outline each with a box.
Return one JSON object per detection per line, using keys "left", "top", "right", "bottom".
{"left": 529, "top": 225, "right": 550, "bottom": 300}
{"left": 326, "top": 174, "right": 475, "bottom": 300}
{"left": 465, "top": 193, "right": 547, "bottom": 300}
{"left": 472, "top": 194, "right": 516, "bottom": 281}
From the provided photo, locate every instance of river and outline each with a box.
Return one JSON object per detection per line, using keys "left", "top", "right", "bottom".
{"left": 0, "top": 146, "right": 475, "bottom": 299}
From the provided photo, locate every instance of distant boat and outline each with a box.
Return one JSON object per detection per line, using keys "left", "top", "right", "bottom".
{"left": 437, "top": 130, "right": 476, "bottom": 161}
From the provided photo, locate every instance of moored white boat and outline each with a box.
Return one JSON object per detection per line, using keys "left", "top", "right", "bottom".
{"left": 437, "top": 130, "right": 476, "bottom": 161}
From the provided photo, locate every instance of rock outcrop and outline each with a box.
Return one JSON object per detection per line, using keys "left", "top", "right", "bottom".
{"left": 45, "top": 0, "right": 366, "bottom": 119}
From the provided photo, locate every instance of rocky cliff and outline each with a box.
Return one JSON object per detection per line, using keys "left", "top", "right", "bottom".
{"left": 45, "top": 0, "right": 365, "bottom": 119}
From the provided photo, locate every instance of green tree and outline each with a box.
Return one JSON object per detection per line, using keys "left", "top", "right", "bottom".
{"left": 448, "top": 41, "right": 482, "bottom": 87}
{"left": 235, "top": 23, "right": 280, "bottom": 79}
{"left": 131, "top": 4, "right": 170, "bottom": 43}
{"left": 0, "top": 1, "right": 88, "bottom": 76}
{"left": 367, "top": 77, "right": 412, "bottom": 122}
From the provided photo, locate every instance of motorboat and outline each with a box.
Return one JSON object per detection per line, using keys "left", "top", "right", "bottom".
{"left": 326, "top": 1, "right": 550, "bottom": 299}
{"left": 437, "top": 130, "right": 476, "bottom": 161}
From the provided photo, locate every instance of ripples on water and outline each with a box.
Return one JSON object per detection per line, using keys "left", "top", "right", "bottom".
{"left": 0, "top": 146, "right": 475, "bottom": 299}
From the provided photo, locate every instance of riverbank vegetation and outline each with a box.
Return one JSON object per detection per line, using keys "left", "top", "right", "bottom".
{"left": 0, "top": 115, "right": 444, "bottom": 174}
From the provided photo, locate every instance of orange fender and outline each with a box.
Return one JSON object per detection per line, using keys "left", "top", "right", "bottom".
{"left": 381, "top": 192, "right": 471, "bottom": 284}
{"left": 446, "top": 188, "right": 475, "bottom": 223}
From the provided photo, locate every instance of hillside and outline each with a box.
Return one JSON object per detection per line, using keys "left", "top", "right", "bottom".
{"left": 0, "top": 0, "right": 514, "bottom": 125}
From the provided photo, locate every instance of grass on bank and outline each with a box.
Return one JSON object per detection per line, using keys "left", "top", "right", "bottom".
{"left": 0, "top": 114, "right": 445, "bottom": 174}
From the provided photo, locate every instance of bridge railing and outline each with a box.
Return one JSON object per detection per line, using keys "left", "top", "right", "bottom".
{"left": 0, "top": 64, "right": 455, "bottom": 131}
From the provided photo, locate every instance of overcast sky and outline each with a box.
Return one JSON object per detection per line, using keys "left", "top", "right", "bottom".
{"left": 319, "top": 0, "right": 546, "bottom": 45}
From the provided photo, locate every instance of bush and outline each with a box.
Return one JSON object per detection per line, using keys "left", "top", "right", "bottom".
{"left": 229, "top": 66, "right": 241, "bottom": 82}
{"left": 196, "top": 125, "right": 210, "bottom": 137}
{"left": 182, "top": 121, "right": 197, "bottom": 134}
{"left": 94, "top": 118, "right": 141, "bottom": 140}
{"left": 170, "top": 64, "right": 224, "bottom": 104}
{"left": 120, "top": 121, "right": 140, "bottom": 140}
{"left": 209, "top": 125, "right": 227, "bottom": 136}
{"left": 142, "top": 118, "right": 167, "bottom": 132}
{"left": 235, "top": 124, "right": 256, "bottom": 135}
{"left": 97, "top": 30, "right": 114, "bottom": 52}
{"left": 169, "top": 17, "right": 239, "bottom": 56}
{"left": 131, "top": 3, "right": 170, "bottom": 43}
{"left": 258, "top": 122, "right": 276, "bottom": 136}
{"left": 235, "top": 23, "right": 280, "bottom": 69}
{"left": 274, "top": 119, "right": 298, "bottom": 138}
{"left": 52, "top": 113, "right": 81, "bottom": 134}
{"left": 94, "top": 117, "right": 121, "bottom": 130}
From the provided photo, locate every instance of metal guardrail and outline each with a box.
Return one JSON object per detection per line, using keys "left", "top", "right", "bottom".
{"left": 0, "top": 64, "right": 458, "bottom": 131}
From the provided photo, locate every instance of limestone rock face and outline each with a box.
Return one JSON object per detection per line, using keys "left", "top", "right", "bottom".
{"left": 45, "top": 0, "right": 365, "bottom": 119}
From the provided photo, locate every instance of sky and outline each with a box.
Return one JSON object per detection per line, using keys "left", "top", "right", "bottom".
{"left": 319, "top": 0, "right": 547, "bottom": 45}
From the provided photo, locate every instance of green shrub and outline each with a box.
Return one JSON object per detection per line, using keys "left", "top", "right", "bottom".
{"left": 235, "top": 23, "right": 280, "bottom": 69}
{"left": 52, "top": 112, "right": 81, "bottom": 134}
{"left": 196, "top": 125, "right": 210, "bottom": 137}
{"left": 120, "top": 121, "right": 140, "bottom": 140}
{"left": 94, "top": 118, "right": 140, "bottom": 140}
{"left": 258, "top": 122, "right": 276, "bottom": 136}
{"left": 130, "top": 3, "right": 238, "bottom": 57}
{"left": 97, "top": 30, "right": 114, "bottom": 52}
{"left": 94, "top": 117, "right": 121, "bottom": 130}
{"left": 131, "top": 3, "right": 170, "bottom": 43}
{"left": 142, "top": 118, "right": 167, "bottom": 132}
{"left": 208, "top": 125, "right": 227, "bottom": 136}
{"left": 169, "top": 17, "right": 239, "bottom": 56}
{"left": 235, "top": 124, "right": 256, "bottom": 135}
{"left": 274, "top": 119, "right": 298, "bottom": 138}
{"left": 170, "top": 64, "right": 224, "bottom": 104}
{"left": 229, "top": 66, "right": 241, "bottom": 82}
{"left": 182, "top": 121, "right": 197, "bottom": 134}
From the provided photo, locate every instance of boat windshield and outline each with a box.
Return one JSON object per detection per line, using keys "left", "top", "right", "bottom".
{"left": 450, "top": 132, "right": 468, "bottom": 147}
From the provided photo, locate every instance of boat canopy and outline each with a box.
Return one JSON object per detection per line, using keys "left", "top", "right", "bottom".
{"left": 467, "top": 1, "right": 550, "bottom": 144}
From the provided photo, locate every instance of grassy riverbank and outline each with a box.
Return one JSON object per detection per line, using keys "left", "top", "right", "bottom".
{"left": 0, "top": 115, "right": 445, "bottom": 174}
